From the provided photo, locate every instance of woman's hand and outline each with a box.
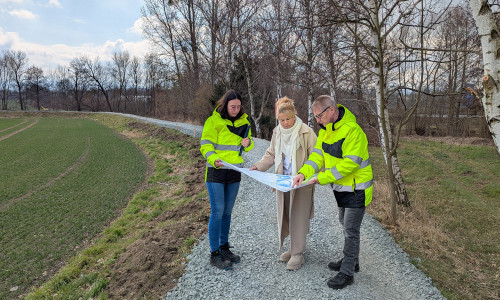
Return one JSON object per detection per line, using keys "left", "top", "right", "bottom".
{"left": 214, "top": 159, "right": 224, "bottom": 168}
{"left": 241, "top": 137, "right": 250, "bottom": 147}
{"left": 249, "top": 165, "right": 258, "bottom": 171}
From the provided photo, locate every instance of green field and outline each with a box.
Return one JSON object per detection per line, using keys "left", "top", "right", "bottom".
{"left": 0, "top": 118, "right": 27, "bottom": 131}
{"left": 0, "top": 117, "right": 147, "bottom": 299}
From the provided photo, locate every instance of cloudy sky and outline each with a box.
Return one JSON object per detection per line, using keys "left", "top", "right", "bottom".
{"left": 0, "top": 0, "right": 150, "bottom": 71}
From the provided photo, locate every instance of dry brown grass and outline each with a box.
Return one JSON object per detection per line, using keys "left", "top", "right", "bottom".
{"left": 367, "top": 138, "right": 500, "bottom": 300}
{"left": 369, "top": 180, "right": 452, "bottom": 253}
{"left": 368, "top": 182, "right": 472, "bottom": 297}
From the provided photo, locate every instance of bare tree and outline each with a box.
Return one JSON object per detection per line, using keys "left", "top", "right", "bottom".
{"left": 142, "top": 0, "right": 201, "bottom": 86}
{"left": 230, "top": 0, "right": 269, "bottom": 136}
{"left": 350, "top": 23, "right": 373, "bottom": 126}
{"left": 142, "top": 0, "right": 182, "bottom": 80}
{"left": 183, "top": 0, "right": 201, "bottom": 86}
{"left": 80, "top": 56, "right": 113, "bottom": 112}
{"left": 294, "top": 0, "right": 323, "bottom": 127}
{"left": 129, "top": 56, "right": 143, "bottom": 114}
{"left": 68, "top": 58, "right": 89, "bottom": 111}
{"left": 220, "top": 0, "right": 238, "bottom": 86}
{"left": 52, "top": 66, "right": 69, "bottom": 110}
{"left": 26, "top": 66, "right": 45, "bottom": 111}
{"left": 197, "top": 0, "right": 240, "bottom": 87}
{"left": 258, "top": 0, "right": 296, "bottom": 101}
{"left": 326, "top": 0, "right": 433, "bottom": 222}
{"left": 0, "top": 52, "right": 11, "bottom": 110}
{"left": 469, "top": 0, "right": 500, "bottom": 154}
{"left": 317, "top": 24, "right": 348, "bottom": 99}
{"left": 4, "top": 50, "right": 28, "bottom": 110}
{"left": 144, "top": 53, "right": 161, "bottom": 116}
{"left": 431, "top": 6, "right": 479, "bottom": 136}
{"left": 197, "top": 0, "right": 223, "bottom": 86}
{"left": 45, "top": 67, "right": 60, "bottom": 110}
{"left": 111, "top": 51, "right": 131, "bottom": 112}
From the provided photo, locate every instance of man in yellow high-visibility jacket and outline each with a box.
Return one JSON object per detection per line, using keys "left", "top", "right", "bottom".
{"left": 292, "top": 95, "right": 373, "bottom": 290}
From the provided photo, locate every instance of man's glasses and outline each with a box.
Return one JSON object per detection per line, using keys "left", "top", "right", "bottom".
{"left": 314, "top": 106, "right": 331, "bottom": 119}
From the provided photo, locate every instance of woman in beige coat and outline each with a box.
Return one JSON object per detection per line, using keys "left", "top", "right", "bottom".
{"left": 250, "top": 96, "right": 317, "bottom": 270}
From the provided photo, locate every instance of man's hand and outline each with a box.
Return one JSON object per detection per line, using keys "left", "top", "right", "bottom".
{"left": 241, "top": 137, "right": 250, "bottom": 147}
{"left": 307, "top": 177, "right": 319, "bottom": 185}
{"left": 292, "top": 173, "right": 305, "bottom": 187}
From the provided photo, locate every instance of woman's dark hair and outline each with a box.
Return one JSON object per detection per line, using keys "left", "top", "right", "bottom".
{"left": 216, "top": 89, "right": 245, "bottom": 120}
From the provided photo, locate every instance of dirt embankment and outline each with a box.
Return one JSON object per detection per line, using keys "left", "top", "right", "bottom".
{"left": 106, "top": 200, "right": 209, "bottom": 299}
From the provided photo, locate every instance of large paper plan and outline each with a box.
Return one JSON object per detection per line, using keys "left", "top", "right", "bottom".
{"left": 221, "top": 161, "right": 315, "bottom": 192}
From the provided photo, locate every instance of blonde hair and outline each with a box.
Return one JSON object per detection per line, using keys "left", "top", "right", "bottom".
{"left": 276, "top": 96, "right": 297, "bottom": 118}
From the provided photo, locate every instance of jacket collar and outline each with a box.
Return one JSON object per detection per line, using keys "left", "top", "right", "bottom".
{"left": 321, "top": 105, "right": 352, "bottom": 131}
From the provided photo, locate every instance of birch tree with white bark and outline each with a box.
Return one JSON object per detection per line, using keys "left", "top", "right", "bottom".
{"left": 469, "top": 0, "right": 500, "bottom": 155}
{"left": 231, "top": 0, "right": 270, "bottom": 137}
{"left": 326, "top": 0, "right": 455, "bottom": 222}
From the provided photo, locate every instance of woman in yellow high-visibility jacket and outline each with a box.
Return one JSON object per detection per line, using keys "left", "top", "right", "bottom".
{"left": 200, "top": 90, "right": 254, "bottom": 270}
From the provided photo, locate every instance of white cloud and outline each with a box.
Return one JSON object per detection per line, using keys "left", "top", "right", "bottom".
{"left": 0, "top": 28, "right": 150, "bottom": 70}
{"left": 97, "top": 39, "right": 151, "bottom": 61}
{"left": 73, "top": 18, "right": 86, "bottom": 24}
{"left": 9, "top": 9, "right": 37, "bottom": 19}
{"left": 0, "top": 0, "right": 24, "bottom": 3}
{"left": 0, "top": 27, "right": 20, "bottom": 48}
{"left": 128, "top": 17, "right": 145, "bottom": 35}
{"left": 48, "top": 0, "right": 62, "bottom": 8}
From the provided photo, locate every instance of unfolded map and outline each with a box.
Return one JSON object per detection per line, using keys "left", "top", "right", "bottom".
{"left": 221, "top": 161, "right": 315, "bottom": 192}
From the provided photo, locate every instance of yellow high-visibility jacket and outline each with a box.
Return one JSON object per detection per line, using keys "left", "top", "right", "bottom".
{"left": 298, "top": 105, "right": 373, "bottom": 207}
{"left": 200, "top": 108, "right": 254, "bottom": 182}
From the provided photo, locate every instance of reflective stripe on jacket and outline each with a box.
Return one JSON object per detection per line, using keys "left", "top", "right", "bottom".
{"left": 298, "top": 105, "right": 373, "bottom": 207}
{"left": 200, "top": 108, "right": 254, "bottom": 182}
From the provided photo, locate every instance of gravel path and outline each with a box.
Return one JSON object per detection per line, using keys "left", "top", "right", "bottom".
{"left": 113, "top": 114, "right": 445, "bottom": 300}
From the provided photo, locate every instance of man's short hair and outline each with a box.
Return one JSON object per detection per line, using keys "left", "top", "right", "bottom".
{"left": 312, "top": 95, "right": 336, "bottom": 110}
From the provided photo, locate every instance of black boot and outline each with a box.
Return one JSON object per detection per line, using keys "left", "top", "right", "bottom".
{"left": 210, "top": 250, "right": 232, "bottom": 270}
{"left": 327, "top": 272, "right": 354, "bottom": 289}
{"left": 328, "top": 258, "right": 360, "bottom": 272}
{"left": 219, "top": 243, "right": 241, "bottom": 263}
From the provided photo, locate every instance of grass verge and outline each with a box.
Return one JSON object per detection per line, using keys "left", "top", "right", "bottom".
{"left": 367, "top": 137, "right": 500, "bottom": 300}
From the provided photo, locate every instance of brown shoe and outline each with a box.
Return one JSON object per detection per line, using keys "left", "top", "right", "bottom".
{"left": 279, "top": 251, "right": 291, "bottom": 262}
{"left": 286, "top": 254, "right": 305, "bottom": 270}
